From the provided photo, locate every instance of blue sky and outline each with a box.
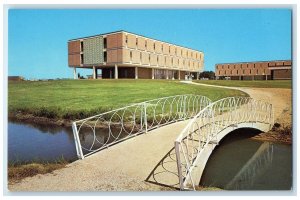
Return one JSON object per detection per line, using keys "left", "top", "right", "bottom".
{"left": 8, "top": 9, "right": 291, "bottom": 79}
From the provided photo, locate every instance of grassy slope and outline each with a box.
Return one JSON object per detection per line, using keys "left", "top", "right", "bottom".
{"left": 194, "top": 80, "right": 292, "bottom": 88}
{"left": 8, "top": 79, "right": 248, "bottom": 120}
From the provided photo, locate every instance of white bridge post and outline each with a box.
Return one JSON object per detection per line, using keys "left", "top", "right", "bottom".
{"left": 144, "top": 102, "right": 148, "bottom": 133}
{"left": 175, "top": 141, "right": 184, "bottom": 190}
{"left": 72, "top": 122, "right": 84, "bottom": 159}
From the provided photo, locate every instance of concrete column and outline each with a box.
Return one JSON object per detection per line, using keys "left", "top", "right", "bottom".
{"left": 265, "top": 75, "right": 267, "bottom": 80}
{"left": 196, "top": 72, "right": 199, "bottom": 80}
{"left": 135, "top": 67, "right": 138, "bottom": 79}
{"left": 252, "top": 75, "right": 254, "bottom": 81}
{"left": 152, "top": 68, "right": 155, "bottom": 79}
{"left": 73, "top": 67, "right": 77, "bottom": 79}
{"left": 114, "top": 64, "right": 118, "bottom": 79}
{"left": 166, "top": 70, "right": 169, "bottom": 80}
{"left": 93, "top": 66, "right": 96, "bottom": 79}
{"left": 178, "top": 70, "right": 181, "bottom": 80}
{"left": 172, "top": 70, "right": 175, "bottom": 80}
{"left": 239, "top": 76, "right": 241, "bottom": 80}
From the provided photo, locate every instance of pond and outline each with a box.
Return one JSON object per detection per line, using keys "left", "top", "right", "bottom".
{"left": 199, "top": 128, "right": 292, "bottom": 190}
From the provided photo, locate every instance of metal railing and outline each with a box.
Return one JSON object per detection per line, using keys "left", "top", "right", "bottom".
{"left": 72, "top": 94, "right": 212, "bottom": 159}
{"left": 174, "top": 97, "right": 274, "bottom": 190}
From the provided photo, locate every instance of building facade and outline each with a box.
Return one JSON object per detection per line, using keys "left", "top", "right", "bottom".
{"left": 68, "top": 30, "right": 204, "bottom": 79}
{"left": 215, "top": 60, "right": 292, "bottom": 80}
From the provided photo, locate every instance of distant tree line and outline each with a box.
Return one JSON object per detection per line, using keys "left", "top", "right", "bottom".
{"left": 199, "top": 71, "right": 215, "bottom": 80}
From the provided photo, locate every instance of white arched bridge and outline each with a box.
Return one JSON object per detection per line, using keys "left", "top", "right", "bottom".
{"left": 72, "top": 94, "right": 274, "bottom": 191}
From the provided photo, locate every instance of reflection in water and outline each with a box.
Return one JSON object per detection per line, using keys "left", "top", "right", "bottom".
{"left": 225, "top": 142, "right": 274, "bottom": 190}
{"left": 200, "top": 128, "right": 292, "bottom": 190}
{"left": 8, "top": 120, "right": 77, "bottom": 163}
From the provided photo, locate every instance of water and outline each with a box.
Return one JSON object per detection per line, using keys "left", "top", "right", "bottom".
{"left": 200, "top": 129, "right": 292, "bottom": 190}
{"left": 8, "top": 120, "right": 78, "bottom": 163}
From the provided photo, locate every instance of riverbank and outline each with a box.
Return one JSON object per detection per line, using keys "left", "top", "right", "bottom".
{"left": 8, "top": 159, "right": 69, "bottom": 184}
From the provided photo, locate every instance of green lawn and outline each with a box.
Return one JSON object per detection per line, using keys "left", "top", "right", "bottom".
{"left": 8, "top": 79, "right": 248, "bottom": 120}
{"left": 194, "top": 80, "right": 292, "bottom": 88}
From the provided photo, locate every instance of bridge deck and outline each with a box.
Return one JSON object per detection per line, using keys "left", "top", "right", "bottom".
{"left": 9, "top": 120, "right": 190, "bottom": 191}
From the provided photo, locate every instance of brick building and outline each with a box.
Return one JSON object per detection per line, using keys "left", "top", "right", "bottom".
{"left": 68, "top": 30, "right": 204, "bottom": 79}
{"left": 215, "top": 60, "right": 292, "bottom": 80}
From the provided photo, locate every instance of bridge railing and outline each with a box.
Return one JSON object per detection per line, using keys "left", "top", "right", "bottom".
{"left": 72, "top": 94, "right": 212, "bottom": 159}
{"left": 174, "top": 97, "right": 274, "bottom": 190}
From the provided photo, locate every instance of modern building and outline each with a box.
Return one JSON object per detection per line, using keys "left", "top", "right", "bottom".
{"left": 215, "top": 60, "right": 292, "bottom": 80}
{"left": 68, "top": 30, "right": 204, "bottom": 80}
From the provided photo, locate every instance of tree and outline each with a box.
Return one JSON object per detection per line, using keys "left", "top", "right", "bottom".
{"left": 199, "top": 71, "right": 215, "bottom": 80}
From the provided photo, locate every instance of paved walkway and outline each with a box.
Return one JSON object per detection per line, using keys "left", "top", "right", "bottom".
{"left": 9, "top": 82, "right": 291, "bottom": 192}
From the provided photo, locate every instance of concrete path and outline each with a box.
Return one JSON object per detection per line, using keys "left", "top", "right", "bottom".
{"left": 9, "top": 81, "right": 291, "bottom": 192}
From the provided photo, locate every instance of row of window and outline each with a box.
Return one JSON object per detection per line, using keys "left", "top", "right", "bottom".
{"left": 129, "top": 51, "right": 200, "bottom": 67}
{"left": 218, "top": 64, "right": 268, "bottom": 70}
{"left": 221, "top": 69, "right": 268, "bottom": 75}
{"left": 124, "top": 35, "right": 201, "bottom": 59}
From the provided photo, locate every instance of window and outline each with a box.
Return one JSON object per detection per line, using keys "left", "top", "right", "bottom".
{"left": 103, "top": 38, "right": 107, "bottom": 48}
{"left": 169, "top": 46, "right": 171, "bottom": 53}
{"left": 136, "top": 38, "right": 138, "bottom": 46}
{"left": 80, "top": 54, "right": 84, "bottom": 64}
{"left": 130, "top": 51, "right": 132, "bottom": 59}
{"left": 145, "top": 40, "right": 147, "bottom": 48}
{"left": 149, "top": 54, "right": 150, "bottom": 62}
{"left": 243, "top": 70, "right": 245, "bottom": 74}
{"left": 125, "top": 36, "right": 128, "bottom": 44}
{"left": 154, "top": 43, "right": 156, "bottom": 50}
{"left": 140, "top": 52, "right": 142, "bottom": 60}
{"left": 104, "top": 52, "right": 107, "bottom": 62}
{"left": 80, "top": 41, "right": 83, "bottom": 52}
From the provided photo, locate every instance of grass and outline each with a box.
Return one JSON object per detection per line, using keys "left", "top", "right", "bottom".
{"left": 8, "top": 157, "right": 69, "bottom": 183}
{"left": 8, "top": 79, "right": 248, "bottom": 120}
{"left": 194, "top": 80, "right": 292, "bottom": 88}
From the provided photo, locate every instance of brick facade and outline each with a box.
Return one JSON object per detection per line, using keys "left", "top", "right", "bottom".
{"left": 68, "top": 30, "right": 204, "bottom": 79}
{"left": 215, "top": 60, "right": 292, "bottom": 80}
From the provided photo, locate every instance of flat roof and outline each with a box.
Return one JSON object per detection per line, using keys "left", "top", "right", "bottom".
{"left": 68, "top": 30, "right": 203, "bottom": 53}
{"left": 215, "top": 60, "right": 292, "bottom": 66}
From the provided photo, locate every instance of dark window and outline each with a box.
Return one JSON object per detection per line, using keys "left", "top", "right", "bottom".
{"left": 130, "top": 51, "right": 132, "bottom": 59}
{"left": 154, "top": 43, "right": 156, "bottom": 50}
{"left": 80, "top": 41, "right": 83, "bottom": 52}
{"left": 125, "top": 36, "right": 128, "bottom": 44}
{"left": 81, "top": 54, "right": 84, "bottom": 64}
{"left": 103, "top": 38, "right": 107, "bottom": 48}
{"left": 104, "top": 52, "right": 107, "bottom": 62}
{"left": 145, "top": 41, "right": 147, "bottom": 48}
{"left": 136, "top": 38, "right": 138, "bottom": 46}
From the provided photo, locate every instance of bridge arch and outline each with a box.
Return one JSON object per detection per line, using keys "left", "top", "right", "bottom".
{"left": 174, "top": 97, "right": 274, "bottom": 190}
